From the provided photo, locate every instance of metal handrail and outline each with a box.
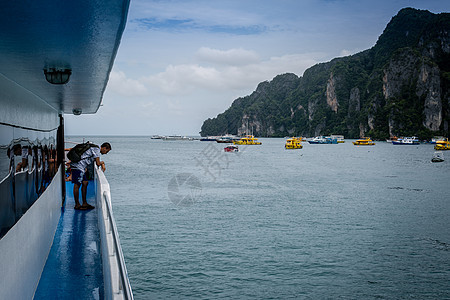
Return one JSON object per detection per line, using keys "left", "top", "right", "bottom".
{"left": 102, "top": 190, "right": 134, "bottom": 300}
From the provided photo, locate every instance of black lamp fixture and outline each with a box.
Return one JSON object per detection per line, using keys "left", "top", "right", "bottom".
{"left": 44, "top": 68, "right": 72, "bottom": 85}
{"left": 72, "top": 108, "right": 82, "bottom": 115}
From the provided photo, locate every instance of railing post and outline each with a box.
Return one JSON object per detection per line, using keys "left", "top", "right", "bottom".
{"left": 57, "top": 114, "right": 65, "bottom": 207}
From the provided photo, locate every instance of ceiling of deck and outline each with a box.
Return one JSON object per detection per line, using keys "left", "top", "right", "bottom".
{"left": 0, "top": 0, "right": 130, "bottom": 115}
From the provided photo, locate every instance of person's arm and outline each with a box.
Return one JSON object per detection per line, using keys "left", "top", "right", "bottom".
{"left": 95, "top": 157, "right": 106, "bottom": 172}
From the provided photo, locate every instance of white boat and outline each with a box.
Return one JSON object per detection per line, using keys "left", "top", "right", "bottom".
{"left": 392, "top": 136, "right": 420, "bottom": 145}
{"left": 200, "top": 136, "right": 220, "bottom": 141}
{"left": 431, "top": 151, "right": 444, "bottom": 162}
{"left": 0, "top": 2, "right": 133, "bottom": 299}
{"left": 216, "top": 134, "right": 239, "bottom": 143}
{"left": 308, "top": 136, "right": 337, "bottom": 144}
{"left": 162, "top": 135, "right": 193, "bottom": 141}
{"left": 308, "top": 136, "right": 327, "bottom": 144}
{"left": 430, "top": 136, "right": 444, "bottom": 144}
{"left": 330, "top": 135, "right": 345, "bottom": 143}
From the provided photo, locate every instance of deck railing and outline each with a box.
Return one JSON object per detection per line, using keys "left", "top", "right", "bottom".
{"left": 96, "top": 167, "right": 133, "bottom": 300}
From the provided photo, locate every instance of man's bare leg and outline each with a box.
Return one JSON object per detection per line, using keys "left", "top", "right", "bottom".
{"left": 73, "top": 183, "right": 81, "bottom": 209}
{"left": 81, "top": 180, "right": 88, "bottom": 205}
{"left": 80, "top": 180, "right": 94, "bottom": 209}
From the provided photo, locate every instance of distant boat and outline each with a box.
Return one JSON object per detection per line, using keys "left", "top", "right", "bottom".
{"left": 392, "top": 136, "right": 419, "bottom": 145}
{"left": 285, "top": 137, "right": 303, "bottom": 149}
{"left": 431, "top": 151, "right": 444, "bottom": 162}
{"left": 430, "top": 136, "right": 444, "bottom": 144}
{"left": 216, "top": 134, "right": 239, "bottom": 143}
{"left": 386, "top": 136, "right": 398, "bottom": 143}
{"left": 308, "top": 136, "right": 327, "bottom": 144}
{"left": 224, "top": 145, "right": 239, "bottom": 152}
{"left": 200, "top": 136, "right": 219, "bottom": 141}
{"left": 162, "top": 135, "right": 193, "bottom": 141}
{"left": 434, "top": 139, "right": 450, "bottom": 150}
{"left": 330, "top": 135, "right": 345, "bottom": 143}
{"left": 308, "top": 136, "right": 337, "bottom": 144}
{"left": 233, "top": 135, "right": 262, "bottom": 145}
{"left": 353, "top": 137, "right": 375, "bottom": 146}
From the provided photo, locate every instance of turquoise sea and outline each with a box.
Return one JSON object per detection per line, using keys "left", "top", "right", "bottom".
{"left": 73, "top": 136, "right": 450, "bottom": 299}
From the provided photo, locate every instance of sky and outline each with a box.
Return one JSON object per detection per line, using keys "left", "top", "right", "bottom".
{"left": 64, "top": 0, "right": 449, "bottom": 136}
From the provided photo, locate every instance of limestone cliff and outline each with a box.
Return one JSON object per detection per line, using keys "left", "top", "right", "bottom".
{"left": 326, "top": 73, "right": 339, "bottom": 113}
{"left": 200, "top": 8, "right": 450, "bottom": 139}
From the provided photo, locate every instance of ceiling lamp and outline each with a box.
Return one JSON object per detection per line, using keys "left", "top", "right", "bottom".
{"left": 43, "top": 68, "right": 72, "bottom": 84}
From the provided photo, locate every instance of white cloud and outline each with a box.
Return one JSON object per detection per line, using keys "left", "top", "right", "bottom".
{"left": 141, "top": 101, "right": 155, "bottom": 109}
{"left": 144, "top": 64, "right": 222, "bottom": 95}
{"left": 108, "top": 70, "right": 148, "bottom": 97}
{"left": 142, "top": 49, "right": 323, "bottom": 97}
{"left": 137, "top": 101, "right": 158, "bottom": 117}
{"left": 167, "top": 99, "right": 184, "bottom": 116}
{"left": 196, "top": 47, "right": 260, "bottom": 66}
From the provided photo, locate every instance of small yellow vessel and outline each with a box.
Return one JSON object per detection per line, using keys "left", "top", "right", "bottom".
{"left": 353, "top": 137, "right": 375, "bottom": 146}
{"left": 285, "top": 137, "right": 303, "bottom": 149}
{"left": 434, "top": 139, "right": 450, "bottom": 150}
{"left": 233, "top": 135, "right": 262, "bottom": 145}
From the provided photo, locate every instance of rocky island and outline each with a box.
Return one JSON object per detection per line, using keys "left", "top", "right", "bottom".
{"left": 200, "top": 8, "right": 450, "bottom": 140}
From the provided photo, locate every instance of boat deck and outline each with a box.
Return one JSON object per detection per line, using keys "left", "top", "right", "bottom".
{"left": 34, "top": 181, "right": 104, "bottom": 299}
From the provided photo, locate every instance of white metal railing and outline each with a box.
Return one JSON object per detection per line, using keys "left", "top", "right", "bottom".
{"left": 96, "top": 168, "right": 133, "bottom": 300}
{"left": 103, "top": 190, "right": 133, "bottom": 299}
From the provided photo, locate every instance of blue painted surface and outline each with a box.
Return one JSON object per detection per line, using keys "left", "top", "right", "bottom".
{"left": 34, "top": 181, "right": 103, "bottom": 299}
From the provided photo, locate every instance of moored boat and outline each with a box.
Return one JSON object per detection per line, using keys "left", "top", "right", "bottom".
{"left": 200, "top": 136, "right": 220, "bottom": 141}
{"left": 353, "top": 138, "right": 375, "bottom": 146}
{"left": 224, "top": 145, "right": 239, "bottom": 152}
{"left": 285, "top": 137, "right": 303, "bottom": 149}
{"left": 216, "top": 134, "right": 239, "bottom": 143}
{"left": 434, "top": 139, "right": 450, "bottom": 150}
{"left": 330, "top": 135, "right": 345, "bottom": 143}
{"left": 430, "top": 136, "right": 444, "bottom": 144}
{"left": 386, "top": 136, "right": 398, "bottom": 143}
{"left": 162, "top": 135, "right": 193, "bottom": 141}
{"left": 392, "top": 136, "right": 420, "bottom": 145}
{"left": 308, "top": 136, "right": 337, "bottom": 144}
{"left": 308, "top": 136, "right": 326, "bottom": 144}
{"left": 233, "top": 135, "right": 262, "bottom": 145}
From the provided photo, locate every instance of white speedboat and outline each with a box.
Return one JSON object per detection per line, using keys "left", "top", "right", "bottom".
{"left": 431, "top": 151, "right": 444, "bottom": 163}
{"left": 308, "top": 136, "right": 337, "bottom": 144}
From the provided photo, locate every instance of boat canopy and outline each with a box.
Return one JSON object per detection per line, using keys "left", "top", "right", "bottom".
{"left": 0, "top": 0, "right": 130, "bottom": 116}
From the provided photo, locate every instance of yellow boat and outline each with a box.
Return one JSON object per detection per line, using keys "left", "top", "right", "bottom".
{"left": 434, "top": 139, "right": 450, "bottom": 150}
{"left": 233, "top": 135, "right": 262, "bottom": 145}
{"left": 353, "top": 137, "right": 375, "bottom": 146}
{"left": 285, "top": 137, "right": 303, "bottom": 149}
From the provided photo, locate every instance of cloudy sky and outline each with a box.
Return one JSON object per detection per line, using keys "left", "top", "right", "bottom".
{"left": 65, "top": 0, "right": 449, "bottom": 136}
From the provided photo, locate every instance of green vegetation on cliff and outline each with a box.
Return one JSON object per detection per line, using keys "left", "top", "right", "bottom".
{"left": 200, "top": 8, "right": 450, "bottom": 139}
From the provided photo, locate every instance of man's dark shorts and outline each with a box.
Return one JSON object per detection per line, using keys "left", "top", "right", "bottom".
{"left": 71, "top": 168, "right": 88, "bottom": 185}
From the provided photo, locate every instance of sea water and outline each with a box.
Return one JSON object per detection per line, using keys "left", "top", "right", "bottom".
{"left": 71, "top": 136, "right": 450, "bottom": 299}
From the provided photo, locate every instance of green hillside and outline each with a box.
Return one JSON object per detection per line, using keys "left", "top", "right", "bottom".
{"left": 200, "top": 8, "right": 450, "bottom": 140}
